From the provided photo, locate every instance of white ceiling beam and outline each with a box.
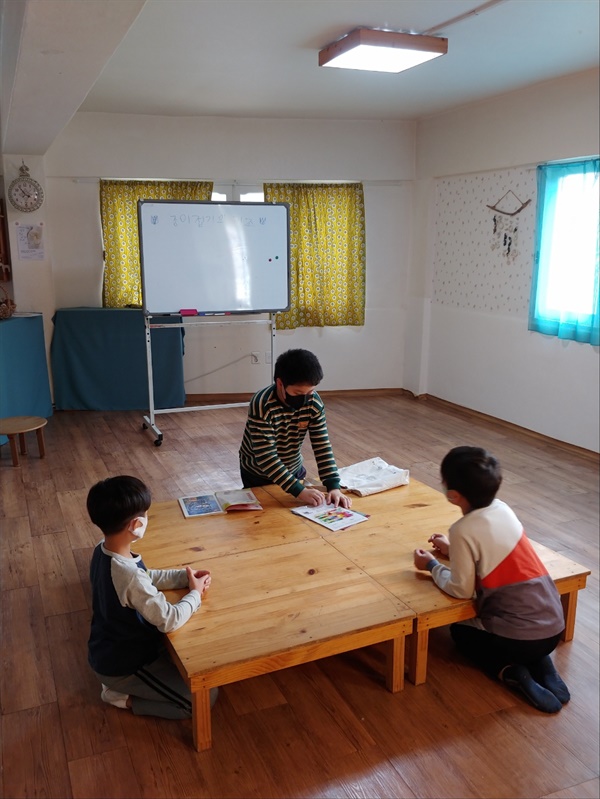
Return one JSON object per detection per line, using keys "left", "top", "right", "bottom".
{"left": 0, "top": 0, "right": 146, "bottom": 155}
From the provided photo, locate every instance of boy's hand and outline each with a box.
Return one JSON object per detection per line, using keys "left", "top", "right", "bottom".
{"left": 414, "top": 548, "right": 437, "bottom": 570}
{"left": 186, "top": 566, "right": 212, "bottom": 595}
{"left": 427, "top": 534, "right": 450, "bottom": 556}
{"left": 298, "top": 487, "right": 327, "bottom": 506}
{"left": 326, "top": 489, "right": 352, "bottom": 509}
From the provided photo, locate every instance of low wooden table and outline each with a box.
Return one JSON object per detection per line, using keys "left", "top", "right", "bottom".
{"left": 0, "top": 415, "right": 47, "bottom": 467}
{"left": 139, "top": 480, "right": 590, "bottom": 750}
{"left": 139, "top": 491, "right": 414, "bottom": 751}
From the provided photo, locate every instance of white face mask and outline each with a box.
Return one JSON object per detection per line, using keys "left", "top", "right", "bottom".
{"left": 131, "top": 515, "right": 148, "bottom": 539}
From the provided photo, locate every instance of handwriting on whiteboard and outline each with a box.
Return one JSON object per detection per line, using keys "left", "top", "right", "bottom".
{"left": 149, "top": 214, "right": 269, "bottom": 228}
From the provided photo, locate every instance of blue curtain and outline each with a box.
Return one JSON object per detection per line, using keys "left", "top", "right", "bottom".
{"left": 528, "top": 158, "right": 599, "bottom": 345}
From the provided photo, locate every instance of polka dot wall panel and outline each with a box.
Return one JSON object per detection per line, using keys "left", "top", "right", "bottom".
{"left": 432, "top": 168, "right": 536, "bottom": 318}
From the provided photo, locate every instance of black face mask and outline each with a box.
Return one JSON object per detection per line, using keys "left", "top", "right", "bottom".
{"left": 285, "top": 392, "right": 308, "bottom": 410}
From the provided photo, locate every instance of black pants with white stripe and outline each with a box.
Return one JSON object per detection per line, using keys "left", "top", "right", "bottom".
{"left": 95, "top": 648, "right": 218, "bottom": 720}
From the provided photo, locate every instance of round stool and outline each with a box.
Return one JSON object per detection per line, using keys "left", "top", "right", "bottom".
{"left": 0, "top": 416, "right": 48, "bottom": 467}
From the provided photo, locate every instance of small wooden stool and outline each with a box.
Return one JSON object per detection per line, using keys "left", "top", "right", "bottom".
{"left": 0, "top": 416, "right": 48, "bottom": 467}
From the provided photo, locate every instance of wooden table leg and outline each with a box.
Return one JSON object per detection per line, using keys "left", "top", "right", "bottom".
{"left": 192, "top": 688, "right": 213, "bottom": 751}
{"left": 560, "top": 591, "right": 578, "bottom": 642}
{"left": 385, "top": 635, "right": 405, "bottom": 693}
{"left": 407, "top": 628, "right": 429, "bottom": 685}
{"left": 18, "top": 432, "right": 28, "bottom": 456}
{"left": 7, "top": 435, "right": 19, "bottom": 467}
{"left": 35, "top": 427, "right": 46, "bottom": 458}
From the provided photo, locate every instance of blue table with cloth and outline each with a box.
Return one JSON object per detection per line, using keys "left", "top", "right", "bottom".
{"left": 51, "top": 308, "right": 185, "bottom": 411}
{"left": 0, "top": 313, "right": 53, "bottom": 446}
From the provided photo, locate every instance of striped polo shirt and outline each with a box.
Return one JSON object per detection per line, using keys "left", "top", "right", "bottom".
{"left": 239, "top": 384, "right": 341, "bottom": 497}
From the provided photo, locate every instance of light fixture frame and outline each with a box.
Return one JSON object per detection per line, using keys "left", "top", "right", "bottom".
{"left": 318, "top": 27, "right": 448, "bottom": 71}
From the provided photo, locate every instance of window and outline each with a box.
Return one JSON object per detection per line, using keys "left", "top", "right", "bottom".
{"left": 211, "top": 185, "right": 264, "bottom": 202}
{"left": 529, "top": 158, "right": 599, "bottom": 345}
{"left": 240, "top": 191, "right": 264, "bottom": 202}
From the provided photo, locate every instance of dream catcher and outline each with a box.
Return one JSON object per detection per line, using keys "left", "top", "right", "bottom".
{"left": 487, "top": 190, "right": 530, "bottom": 261}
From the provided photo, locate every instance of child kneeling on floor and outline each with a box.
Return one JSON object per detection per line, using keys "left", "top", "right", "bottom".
{"left": 87, "top": 475, "right": 217, "bottom": 718}
{"left": 413, "top": 446, "right": 569, "bottom": 713}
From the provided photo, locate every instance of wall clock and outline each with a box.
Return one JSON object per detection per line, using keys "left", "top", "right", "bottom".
{"left": 8, "top": 161, "right": 45, "bottom": 212}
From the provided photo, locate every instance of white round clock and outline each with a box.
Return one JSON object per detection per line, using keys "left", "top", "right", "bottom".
{"left": 8, "top": 162, "right": 44, "bottom": 212}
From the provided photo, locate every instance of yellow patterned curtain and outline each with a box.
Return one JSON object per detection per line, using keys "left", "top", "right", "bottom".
{"left": 264, "top": 183, "right": 365, "bottom": 329}
{"left": 100, "top": 180, "right": 213, "bottom": 307}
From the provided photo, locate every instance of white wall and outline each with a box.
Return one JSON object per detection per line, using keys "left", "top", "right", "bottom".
{"left": 416, "top": 69, "right": 599, "bottom": 178}
{"left": 428, "top": 305, "right": 599, "bottom": 450}
{"left": 43, "top": 114, "right": 415, "bottom": 393}
{"left": 409, "top": 68, "right": 599, "bottom": 451}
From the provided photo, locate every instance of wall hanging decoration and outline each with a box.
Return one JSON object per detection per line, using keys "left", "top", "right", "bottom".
{"left": 487, "top": 190, "right": 531, "bottom": 261}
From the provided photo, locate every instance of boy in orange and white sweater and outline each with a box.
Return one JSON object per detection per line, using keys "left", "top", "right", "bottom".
{"left": 414, "top": 446, "right": 570, "bottom": 713}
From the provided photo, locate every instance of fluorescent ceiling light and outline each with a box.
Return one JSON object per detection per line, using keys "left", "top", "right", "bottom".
{"left": 319, "top": 28, "right": 448, "bottom": 73}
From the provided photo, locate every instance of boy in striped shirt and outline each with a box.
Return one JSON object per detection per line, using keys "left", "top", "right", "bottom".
{"left": 239, "top": 348, "right": 351, "bottom": 508}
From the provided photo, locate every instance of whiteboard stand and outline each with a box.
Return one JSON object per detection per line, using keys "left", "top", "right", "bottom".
{"left": 142, "top": 315, "right": 276, "bottom": 446}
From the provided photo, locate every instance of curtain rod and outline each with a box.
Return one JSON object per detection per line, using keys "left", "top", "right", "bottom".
{"left": 71, "top": 177, "right": 412, "bottom": 186}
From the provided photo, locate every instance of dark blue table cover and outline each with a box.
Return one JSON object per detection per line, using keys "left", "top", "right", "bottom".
{"left": 51, "top": 308, "right": 185, "bottom": 411}
{"left": 0, "top": 313, "right": 53, "bottom": 446}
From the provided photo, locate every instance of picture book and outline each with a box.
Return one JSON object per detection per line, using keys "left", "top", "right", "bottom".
{"left": 291, "top": 503, "right": 369, "bottom": 532}
{"left": 179, "top": 489, "right": 262, "bottom": 518}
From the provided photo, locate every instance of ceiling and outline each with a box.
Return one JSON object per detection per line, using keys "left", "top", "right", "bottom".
{"left": 1, "top": 0, "right": 599, "bottom": 155}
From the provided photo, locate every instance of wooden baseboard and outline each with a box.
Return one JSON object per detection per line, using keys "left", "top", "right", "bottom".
{"left": 185, "top": 388, "right": 410, "bottom": 405}
{"left": 185, "top": 393, "right": 254, "bottom": 405}
{"left": 184, "top": 388, "right": 598, "bottom": 462}
{"left": 421, "top": 394, "right": 599, "bottom": 463}
{"left": 318, "top": 388, "right": 412, "bottom": 400}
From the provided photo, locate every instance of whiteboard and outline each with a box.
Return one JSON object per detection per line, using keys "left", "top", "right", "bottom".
{"left": 138, "top": 201, "right": 290, "bottom": 314}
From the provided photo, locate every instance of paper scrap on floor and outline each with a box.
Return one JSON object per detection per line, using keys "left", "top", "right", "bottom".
{"left": 338, "top": 457, "right": 409, "bottom": 497}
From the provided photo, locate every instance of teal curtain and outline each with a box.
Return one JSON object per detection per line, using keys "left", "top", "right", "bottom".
{"left": 528, "top": 158, "right": 599, "bottom": 345}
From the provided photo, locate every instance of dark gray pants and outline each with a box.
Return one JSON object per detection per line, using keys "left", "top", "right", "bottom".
{"left": 95, "top": 649, "right": 218, "bottom": 720}
{"left": 450, "top": 622, "right": 562, "bottom": 679}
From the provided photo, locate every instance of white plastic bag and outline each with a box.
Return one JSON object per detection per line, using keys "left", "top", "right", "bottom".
{"left": 338, "top": 457, "right": 410, "bottom": 497}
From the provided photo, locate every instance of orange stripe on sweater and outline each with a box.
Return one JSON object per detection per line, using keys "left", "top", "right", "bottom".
{"left": 480, "top": 532, "right": 549, "bottom": 589}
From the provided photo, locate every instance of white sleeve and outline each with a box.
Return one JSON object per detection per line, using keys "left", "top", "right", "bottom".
{"left": 430, "top": 530, "right": 477, "bottom": 599}
{"left": 147, "top": 567, "right": 189, "bottom": 591}
{"left": 111, "top": 560, "right": 201, "bottom": 633}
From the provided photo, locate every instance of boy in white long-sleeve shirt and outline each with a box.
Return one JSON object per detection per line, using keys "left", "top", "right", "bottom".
{"left": 414, "top": 446, "right": 570, "bottom": 714}
{"left": 87, "top": 475, "right": 217, "bottom": 718}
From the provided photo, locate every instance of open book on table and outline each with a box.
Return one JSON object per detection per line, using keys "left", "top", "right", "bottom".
{"left": 338, "top": 457, "right": 409, "bottom": 497}
{"left": 291, "top": 503, "right": 369, "bottom": 532}
{"left": 178, "top": 489, "right": 262, "bottom": 518}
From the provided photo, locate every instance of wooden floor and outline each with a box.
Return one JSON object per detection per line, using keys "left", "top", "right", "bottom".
{"left": 1, "top": 392, "right": 598, "bottom": 799}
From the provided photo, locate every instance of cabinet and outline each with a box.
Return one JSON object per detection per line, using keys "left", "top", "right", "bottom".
{"left": 0, "top": 313, "right": 53, "bottom": 445}
{"left": 51, "top": 308, "right": 185, "bottom": 410}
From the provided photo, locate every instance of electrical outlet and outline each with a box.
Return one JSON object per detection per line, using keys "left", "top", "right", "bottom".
{"left": 265, "top": 352, "right": 272, "bottom": 364}
{"left": 251, "top": 351, "right": 261, "bottom": 364}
